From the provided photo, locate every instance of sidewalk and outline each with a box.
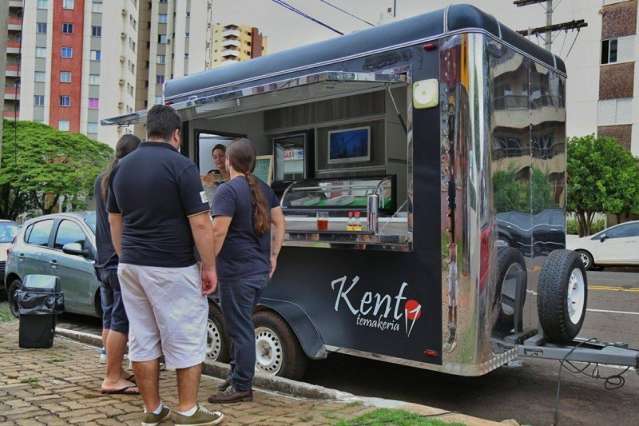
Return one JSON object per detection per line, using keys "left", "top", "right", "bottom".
{"left": 0, "top": 322, "right": 371, "bottom": 425}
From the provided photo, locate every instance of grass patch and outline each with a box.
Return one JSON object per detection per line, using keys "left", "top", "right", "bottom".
{"left": 0, "top": 302, "right": 15, "bottom": 323}
{"left": 337, "top": 409, "right": 465, "bottom": 426}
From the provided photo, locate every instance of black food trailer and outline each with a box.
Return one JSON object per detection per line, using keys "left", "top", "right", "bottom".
{"left": 104, "top": 4, "right": 639, "bottom": 379}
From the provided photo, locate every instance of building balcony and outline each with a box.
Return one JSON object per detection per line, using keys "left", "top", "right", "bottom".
{"left": 9, "top": 0, "right": 24, "bottom": 8}
{"left": 5, "top": 64, "right": 20, "bottom": 77}
{"left": 3, "top": 110, "right": 19, "bottom": 119}
{"left": 222, "top": 39, "right": 241, "bottom": 47}
{"left": 4, "top": 87, "right": 20, "bottom": 100}
{"left": 223, "top": 29, "right": 241, "bottom": 38}
{"left": 222, "top": 49, "right": 240, "bottom": 57}
{"left": 8, "top": 16, "right": 23, "bottom": 31}
{"left": 7, "top": 39, "right": 21, "bottom": 49}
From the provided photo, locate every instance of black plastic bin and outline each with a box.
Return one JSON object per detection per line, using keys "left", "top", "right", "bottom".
{"left": 17, "top": 275, "right": 64, "bottom": 349}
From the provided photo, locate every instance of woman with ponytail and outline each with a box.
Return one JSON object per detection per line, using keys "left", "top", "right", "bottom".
{"left": 94, "top": 134, "right": 141, "bottom": 395}
{"left": 208, "top": 138, "right": 285, "bottom": 404}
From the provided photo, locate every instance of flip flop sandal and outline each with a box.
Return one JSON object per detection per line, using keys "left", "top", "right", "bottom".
{"left": 125, "top": 374, "right": 137, "bottom": 384}
{"left": 101, "top": 385, "right": 140, "bottom": 395}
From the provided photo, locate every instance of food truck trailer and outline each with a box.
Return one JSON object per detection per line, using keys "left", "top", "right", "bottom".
{"left": 104, "top": 4, "right": 639, "bottom": 379}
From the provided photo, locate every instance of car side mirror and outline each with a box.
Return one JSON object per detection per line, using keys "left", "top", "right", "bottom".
{"left": 599, "top": 233, "right": 607, "bottom": 242}
{"left": 62, "top": 242, "right": 91, "bottom": 258}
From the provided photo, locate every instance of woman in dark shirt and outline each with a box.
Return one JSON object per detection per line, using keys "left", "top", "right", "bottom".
{"left": 208, "top": 138, "right": 285, "bottom": 403}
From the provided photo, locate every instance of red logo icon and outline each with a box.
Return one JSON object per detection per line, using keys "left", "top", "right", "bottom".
{"left": 404, "top": 299, "right": 422, "bottom": 337}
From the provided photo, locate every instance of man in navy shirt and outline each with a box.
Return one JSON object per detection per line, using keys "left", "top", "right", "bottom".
{"left": 108, "top": 105, "right": 223, "bottom": 426}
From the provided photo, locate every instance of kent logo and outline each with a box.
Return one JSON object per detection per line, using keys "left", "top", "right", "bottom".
{"left": 330, "top": 276, "right": 423, "bottom": 337}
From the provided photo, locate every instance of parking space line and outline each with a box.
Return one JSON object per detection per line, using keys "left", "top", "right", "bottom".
{"left": 587, "top": 308, "right": 639, "bottom": 316}
{"left": 589, "top": 285, "right": 639, "bottom": 293}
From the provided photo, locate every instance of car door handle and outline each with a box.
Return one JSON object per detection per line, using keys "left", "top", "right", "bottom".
{"left": 49, "top": 259, "right": 57, "bottom": 268}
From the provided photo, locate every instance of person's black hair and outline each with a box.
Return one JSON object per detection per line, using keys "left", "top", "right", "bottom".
{"left": 101, "top": 134, "right": 142, "bottom": 200}
{"left": 211, "top": 144, "right": 226, "bottom": 155}
{"left": 146, "top": 104, "right": 181, "bottom": 140}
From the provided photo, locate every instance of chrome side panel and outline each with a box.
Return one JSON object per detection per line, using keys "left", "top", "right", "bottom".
{"left": 439, "top": 33, "right": 567, "bottom": 375}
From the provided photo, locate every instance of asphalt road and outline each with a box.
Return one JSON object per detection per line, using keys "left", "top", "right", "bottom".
{"left": 18, "top": 269, "right": 639, "bottom": 426}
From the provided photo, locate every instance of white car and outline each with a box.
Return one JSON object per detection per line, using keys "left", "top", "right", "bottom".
{"left": 0, "top": 220, "right": 19, "bottom": 286}
{"left": 567, "top": 220, "right": 639, "bottom": 270}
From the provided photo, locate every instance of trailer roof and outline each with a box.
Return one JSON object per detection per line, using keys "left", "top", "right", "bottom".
{"left": 164, "top": 4, "right": 565, "bottom": 103}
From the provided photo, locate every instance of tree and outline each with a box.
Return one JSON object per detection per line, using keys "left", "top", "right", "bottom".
{"left": 567, "top": 135, "right": 639, "bottom": 236}
{"left": 493, "top": 166, "right": 554, "bottom": 214}
{"left": 0, "top": 120, "right": 113, "bottom": 219}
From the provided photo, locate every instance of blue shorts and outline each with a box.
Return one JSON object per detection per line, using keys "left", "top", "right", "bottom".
{"left": 98, "top": 269, "right": 129, "bottom": 334}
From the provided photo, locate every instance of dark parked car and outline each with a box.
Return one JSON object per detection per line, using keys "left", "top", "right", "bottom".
{"left": 3, "top": 212, "right": 101, "bottom": 318}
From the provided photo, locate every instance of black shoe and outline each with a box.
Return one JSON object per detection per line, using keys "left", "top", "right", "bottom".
{"left": 217, "top": 379, "right": 231, "bottom": 392}
{"left": 208, "top": 387, "right": 253, "bottom": 404}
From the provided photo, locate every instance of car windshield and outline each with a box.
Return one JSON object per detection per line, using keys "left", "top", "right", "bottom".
{"left": 83, "top": 212, "right": 97, "bottom": 234}
{"left": 0, "top": 222, "right": 18, "bottom": 243}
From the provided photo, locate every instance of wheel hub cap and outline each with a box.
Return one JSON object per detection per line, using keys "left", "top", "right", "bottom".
{"left": 255, "top": 327, "right": 283, "bottom": 375}
{"left": 579, "top": 252, "right": 590, "bottom": 268}
{"left": 206, "top": 320, "right": 222, "bottom": 361}
{"left": 567, "top": 268, "right": 586, "bottom": 325}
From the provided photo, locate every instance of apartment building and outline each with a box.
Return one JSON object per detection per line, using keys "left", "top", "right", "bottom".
{"left": 211, "top": 23, "right": 267, "bottom": 67}
{"left": 16, "top": 0, "right": 138, "bottom": 145}
{"left": 596, "top": 0, "right": 639, "bottom": 154}
{"left": 136, "top": 0, "right": 212, "bottom": 111}
{"left": 4, "top": 0, "right": 24, "bottom": 123}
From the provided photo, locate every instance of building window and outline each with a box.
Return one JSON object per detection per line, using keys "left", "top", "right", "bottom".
{"left": 61, "top": 47, "right": 73, "bottom": 58}
{"left": 159, "top": 14, "right": 168, "bottom": 24}
{"left": 92, "top": 26, "right": 102, "bottom": 37}
{"left": 185, "top": 32, "right": 190, "bottom": 38}
{"left": 60, "top": 71, "right": 72, "bottom": 83}
{"left": 92, "top": 2, "right": 102, "bottom": 12}
{"left": 37, "top": 0, "right": 48, "bottom": 9}
{"left": 37, "top": 23, "right": 47, "bottom": 33}
{"left": 63, "top": 0, "right": 74, "bottom": 9}
{"left": 62, "top": 23, "right": 73, "bottom": 33}
{"left": 156, "top": 75, "right": 165, "bottom": 84}
{"left": 89, "top": 98, "right": 99, "bottom": 109}
{"left": 60, "top": 96, "right": 71, "bottom": 107}
{"left": 35, "top": 71, "right": 46, "bottom": 82}
{"left": 156, "top": 55, "right": 165, "bottom": 64}
{"left": 58, "top": 120, "right": 70, "bottom": 131}
{"left": 34, "top": 95, "right": 45, "bottom": 106}
{"left": 87, "top": 122, "right": 98, "bottom": 134}
{"left": 90, "top": 50, "right": 101, "bottom": 61}
{"left": 89, "top": 74, "right": 100, "bottom": 85}
{"left": 36, "top": 48, "right": 47, "bottom": 58}
{"left": 158, "top": 34, "right": 168, "bottom": 44}
{"left": 601, "top": 39, "right": 618, "bottom": 64}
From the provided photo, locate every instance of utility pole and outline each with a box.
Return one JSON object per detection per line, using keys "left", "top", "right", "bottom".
{"left": 514, "top": 0, "right": 588, "bottom": 54}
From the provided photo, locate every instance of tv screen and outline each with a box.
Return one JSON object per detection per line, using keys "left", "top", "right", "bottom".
{"left": 328, "top": 127, "right": 370, "bottom": 164}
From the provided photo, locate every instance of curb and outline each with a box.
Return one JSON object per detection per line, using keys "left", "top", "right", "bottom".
{"left": 56, "top": 327, "right": 519, "bottom": 426}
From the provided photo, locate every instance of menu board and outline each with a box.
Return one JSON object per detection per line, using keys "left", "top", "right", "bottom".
{"left": 254, "top": 155, "right": 273, "bottom": 185}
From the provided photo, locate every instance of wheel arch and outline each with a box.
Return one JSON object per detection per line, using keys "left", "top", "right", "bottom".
{"left": 255, "top": 299, "right": 327, "bottom": 360}
{"left": 4, "top": 273, "right": 21, "bottom": 290}
{"left": 574, "top": 248, "right": 595, "bottom": 265}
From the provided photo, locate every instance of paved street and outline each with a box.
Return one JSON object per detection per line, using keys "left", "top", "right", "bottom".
{"left": 40, "top": 269, "right": 639, "bottom": 426}
{"left": 0, "top": 321, "right": 373, "bottom": 426}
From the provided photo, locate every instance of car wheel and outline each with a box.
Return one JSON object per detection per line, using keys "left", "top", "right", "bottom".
{"left": 253, "top": 311, "right": 307, "bottom": 380}
{"left": 8, "top": 278, "right": 21, "bottom": 319}
{"left": 206, "top": 302, "right": 230, "bottom": 363}
{"left": 494, "top": 247, "right": 527, "bottom": 330}
{"left": 538, "top": 250, "right": 588, "bottom": 344}
{"left": 576, "top": 250, "right": 594, "bottom": 271}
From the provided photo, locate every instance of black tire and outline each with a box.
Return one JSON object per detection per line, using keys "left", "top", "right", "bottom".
{"left": 253, "top": 310, "right": 307, "bottom": 380}
{"left": 538, "top": 250, "right": 588, "bottom": 344}
{"left": 494, "top": 247, "right": 527, "bottom": 331}
{"left": 576, "top": 250, "right": 594, "bottom": 271}
{"left": 7, "top": 278, "right": 21, "bottom": 319}
{"left": 207, "top": 302, "right": 230, "bottom": 363}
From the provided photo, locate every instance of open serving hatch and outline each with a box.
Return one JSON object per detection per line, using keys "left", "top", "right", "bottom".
{"left": 101, "top": 70, "right": 408, "bottom": 127}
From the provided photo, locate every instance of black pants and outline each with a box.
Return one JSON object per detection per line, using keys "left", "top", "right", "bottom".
{"left": 219, "top": 274, "right": 268, "bottom": 392}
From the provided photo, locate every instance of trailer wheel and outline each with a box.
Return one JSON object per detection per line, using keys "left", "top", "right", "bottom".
{"left": 538, "top": 250, "right": 588, "bottom": 344}
{"left": 254, "top": 311, "right": 307, "bottom": 380}
{"left": 206, "top": 302, "right": 230, "bottom": 363}
{"left": 494, "top": 247, "right": 527, "bottom": 329}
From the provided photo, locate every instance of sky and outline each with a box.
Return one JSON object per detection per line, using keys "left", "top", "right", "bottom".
{"left": 212, "top": 0, "right": 568, "bottom": 54}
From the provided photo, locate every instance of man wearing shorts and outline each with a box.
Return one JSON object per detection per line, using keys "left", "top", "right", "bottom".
{"left": 108, "top": 105, "right": 223, "bottom": 426}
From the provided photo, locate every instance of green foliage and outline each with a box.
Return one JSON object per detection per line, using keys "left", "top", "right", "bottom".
{"left": 566, "top": 217, "right": 606, "bottom": 235}
{"left": 336, "top": 409, "right": 465, "bottom": 426}
{"left": 0, "top": 120, "right": 112, "bottom": 219}
{"left": 493, "top": 166, "right": 554, "bottom": 214}
{"left": 567, "top": 135, "right": 639, "bottom": 236}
